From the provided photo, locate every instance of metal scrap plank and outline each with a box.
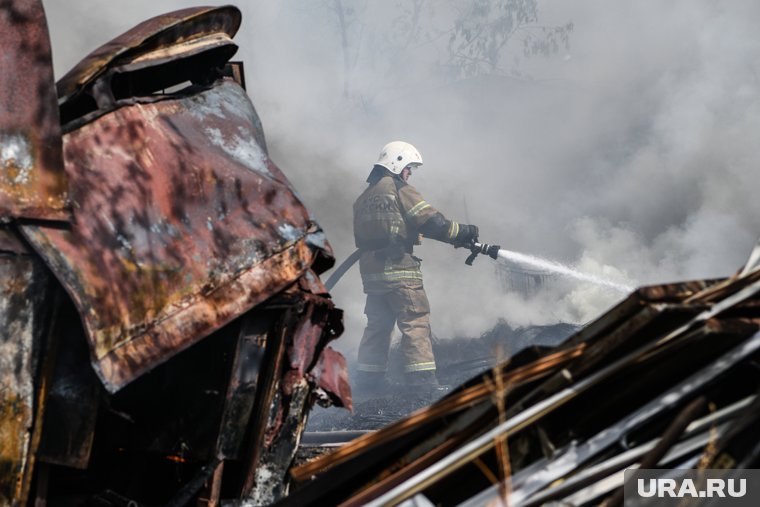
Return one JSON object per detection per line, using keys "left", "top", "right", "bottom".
{"left": 216, "top": 309, "right": 274, "bottom": 460}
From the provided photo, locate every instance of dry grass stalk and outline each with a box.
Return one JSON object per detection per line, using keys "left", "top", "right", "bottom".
{"left": 482, "top": 343, "right": 513, "bottom": 506}
{"left": 697, "top": 402, "right": 718, "bottom": 469}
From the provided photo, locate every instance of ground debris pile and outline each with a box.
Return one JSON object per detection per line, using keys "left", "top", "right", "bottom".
{"left": 307, "top": 394, "right": 434, "bottom": 433}
{"left": 286, "top": 241, "right": 760, "bottom": 507}
{"left": 430, "top": 321, "right": 580, "bottom": 388}
{"left": 306, "top": 321, "right": 579, "bottom": 433}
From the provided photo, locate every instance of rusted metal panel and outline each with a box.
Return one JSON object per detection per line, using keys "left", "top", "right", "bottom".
{"left": 311, "top": 347, "right": 353, "bottom": 409}
{"left": 57, "top": 6, "right": 243, "bottom": 130}
{"left": 0, "top": 0, "right": 68, "bottom": 221}
{"left": 0, "top": 248, "right": 51, "bottom": 504}
{"left": 56, "top": 6, "right": 241, "bottom": 104}
{"left": 287, "top": 273, "right": 351, "bottom": 407}
{"left": 284, "top": 283, "right": 351, "bottom": 409}
{"left": 22, "top": 79, "right": 331, "bottom": 392}
{"left": 288, "top": 296, "right": 332, "bottom": 377}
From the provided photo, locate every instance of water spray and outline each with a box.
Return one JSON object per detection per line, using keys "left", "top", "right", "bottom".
{"left": 464, "top": 241, "right": 633, "bottom": 293}
{"left": 326, "top": 240, "right": 632, "bottom": 293}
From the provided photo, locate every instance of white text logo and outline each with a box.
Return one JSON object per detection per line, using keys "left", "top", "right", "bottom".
{"left": 637, "top": 478, "right": 746, "bottom": 498}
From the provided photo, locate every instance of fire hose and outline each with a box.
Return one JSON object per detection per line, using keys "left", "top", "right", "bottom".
{"left": 324, "top": 248, "right": 363, "bottom": 291}
{"left": 323, "top": 240, "right": 501, "bottom": 291}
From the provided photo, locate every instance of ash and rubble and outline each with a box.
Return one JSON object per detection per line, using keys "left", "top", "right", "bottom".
{"left": 305, "top": 321, "right": 579, "bottom": 432}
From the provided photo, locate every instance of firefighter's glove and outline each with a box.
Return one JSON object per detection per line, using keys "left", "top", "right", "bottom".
{"left": 454, "top": 224, "right": 479, "bottom": 248}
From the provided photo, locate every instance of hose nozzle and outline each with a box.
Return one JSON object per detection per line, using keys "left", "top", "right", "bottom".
{"left": 465, "top": 242, "right": 501, "bottom": 265}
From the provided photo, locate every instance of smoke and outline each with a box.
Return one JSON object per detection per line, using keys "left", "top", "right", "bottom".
{"left": 43, "top": 1, "right": 760, "bottom": 360}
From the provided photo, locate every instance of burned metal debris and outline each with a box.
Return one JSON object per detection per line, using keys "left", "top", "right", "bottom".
{"left": 0, "top": 1, "right": 69, "bottom": 222}
{"left": 1, "top": 2, "right": 350, "bottom": 505}
{"left": 286, "top": 245, "right": 760, "bottom": 506}
{"left": 0, "top": 230, "right": 55, "bottom": 503}
{"left": 5, "top": 1, "right": 760, "bottom": 506}
{"left": 23, "top": 77, "right": 326, "bottom": 392}
{"left": 56, "top": 5, "right": 242, "bottom": 130}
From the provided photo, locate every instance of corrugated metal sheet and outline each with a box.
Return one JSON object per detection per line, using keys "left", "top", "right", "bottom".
{"left": 0, "top": 0, "right": 68, "bottom": 221}
{"left": 22, "top": 79, "right": 332, "bottom": 393}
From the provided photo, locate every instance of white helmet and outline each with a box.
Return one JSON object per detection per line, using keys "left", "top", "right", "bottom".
{"left": 375, "top": 141, "right": 423, "bottom": 175}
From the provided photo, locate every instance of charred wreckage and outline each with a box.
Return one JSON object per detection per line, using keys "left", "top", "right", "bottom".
{"left": 1, "top": 3, "right": 349, "bottom": 505}
{"left": 3, "top": 2, "right": 760, "bottom": 507}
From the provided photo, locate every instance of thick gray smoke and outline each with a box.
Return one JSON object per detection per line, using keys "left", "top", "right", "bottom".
{"left": 43, "top": 1, "right": 760, "bottom": 360}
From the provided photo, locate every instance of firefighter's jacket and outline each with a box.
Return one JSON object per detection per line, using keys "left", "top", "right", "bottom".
{"left": 353, "top": 174, "right": 461, "bottom": 293}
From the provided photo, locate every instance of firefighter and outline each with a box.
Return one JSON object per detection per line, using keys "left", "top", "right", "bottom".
{"left": 353, "top": 141, "right": 479, "bottom": 392}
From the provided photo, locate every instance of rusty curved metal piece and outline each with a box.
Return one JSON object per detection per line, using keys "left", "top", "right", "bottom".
{"left": 0, "top": 0, "right": 68, "bottom": 222}
{"left": 56, "top": 6, "right": 242, "bottom": 104}
{"left": 23, "top": 79, "right": 332, "bottom": 392}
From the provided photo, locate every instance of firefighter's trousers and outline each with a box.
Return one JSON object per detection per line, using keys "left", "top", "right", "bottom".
{"left": 356, "top": 283, "right": 436, "bottom": 374}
